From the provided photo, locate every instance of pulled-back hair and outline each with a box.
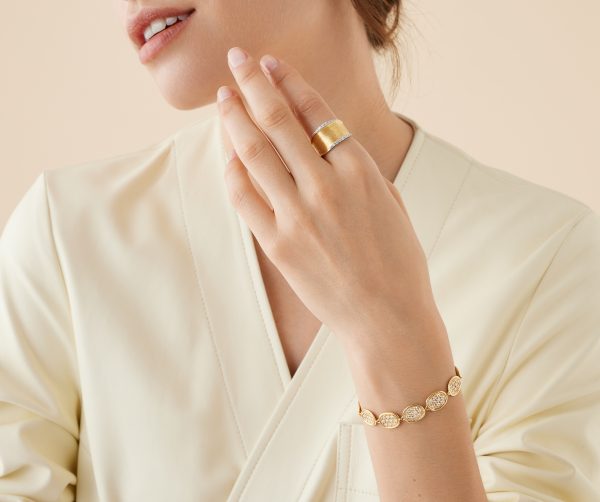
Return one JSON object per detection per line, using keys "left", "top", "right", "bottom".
{"left": 351, "top": 0, "right": 410, "bottom": 101}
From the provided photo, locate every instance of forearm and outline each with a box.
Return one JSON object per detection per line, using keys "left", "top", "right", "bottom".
{"left": 339, "top": 311, "right": 488, "bottom": 502}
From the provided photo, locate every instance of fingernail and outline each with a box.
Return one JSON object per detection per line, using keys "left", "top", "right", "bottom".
{"left": 260, "top": 54, "right": 278, "bottom": 74}
{"left": 228, "top": 47, "right": 247, "bottom": 68}
{"left": 217, "top": 86, "right": 233, "bottom": 102}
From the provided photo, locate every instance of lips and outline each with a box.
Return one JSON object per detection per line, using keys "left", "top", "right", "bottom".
{"left": 127, "top": 6, "right": 196, "bottom": 50}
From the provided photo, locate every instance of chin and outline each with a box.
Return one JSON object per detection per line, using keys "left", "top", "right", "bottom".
{"left": 149, "top": 57, "right": 215, "bottom": 110}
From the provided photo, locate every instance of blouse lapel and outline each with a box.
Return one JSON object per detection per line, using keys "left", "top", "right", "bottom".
{"left": 175, "top": 113, "right": 291, "bottom": 461}
{"left": 175, "top": 110, "right": 473, "bottom": 501}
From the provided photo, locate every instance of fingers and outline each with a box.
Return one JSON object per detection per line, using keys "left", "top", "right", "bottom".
{"left": 223, "top": 145, "right": 277, "bottom": 247}
{"left": 217, "top": 84, "right": 298, "bottom": 213}
{"left": 258, "top": 54, "right": 367, "bottom": 168}
{"left": 226, "top": 47, "right": 325, "bottom": 187}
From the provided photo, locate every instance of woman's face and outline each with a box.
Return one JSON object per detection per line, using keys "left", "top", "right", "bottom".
{"left": 115, "top": 0, "right": 332, "bottom": 110}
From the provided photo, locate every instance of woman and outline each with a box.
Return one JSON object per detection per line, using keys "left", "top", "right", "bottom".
{"left": 1, "top": 0, "right": 599, "bottom": 500}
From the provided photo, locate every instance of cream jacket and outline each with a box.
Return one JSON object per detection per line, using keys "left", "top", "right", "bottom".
{"left": 1, "top": 110, "right": 599, "bottom": 502}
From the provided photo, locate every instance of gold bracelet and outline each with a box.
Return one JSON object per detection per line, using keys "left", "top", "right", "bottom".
{"left": 357, "top": 366, "right": 462, "bottom": 428}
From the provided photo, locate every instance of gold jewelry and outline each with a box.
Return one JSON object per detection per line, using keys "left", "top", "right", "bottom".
{"left": 357, "top": 366, "right": 462, "bottom": 428}
{"left": 310, "top": 118, "right": 352, "bottom": 156}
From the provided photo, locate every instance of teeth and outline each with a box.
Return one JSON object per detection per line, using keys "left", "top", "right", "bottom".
{"left": 143, "top": 25, "right": 155, "bottom": 42}
{"left": 150, "top": 18, "right": 167, "bottom": 34}
{"left": 143, "top": 13, "right": 191, "bottom": 42}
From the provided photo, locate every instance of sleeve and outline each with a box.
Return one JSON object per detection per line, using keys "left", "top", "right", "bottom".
{"left": 0, "top": 172, "right": 80, "bottom": 501}
{"left": 473, "top": 208, "right": 600, "bottom": 501}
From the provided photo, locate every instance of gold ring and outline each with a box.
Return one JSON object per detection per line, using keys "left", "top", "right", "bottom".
{"left": 310, "top": 118, "right": 352, "bottom": 157}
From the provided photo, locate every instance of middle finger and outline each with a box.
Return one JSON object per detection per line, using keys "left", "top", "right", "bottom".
{"left": 227, "top": 46, "right": 326, "bottom": 186}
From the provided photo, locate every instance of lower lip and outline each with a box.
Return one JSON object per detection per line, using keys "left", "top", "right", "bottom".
{"left": 138, "top": 12, "right": 194, "bottom": 64}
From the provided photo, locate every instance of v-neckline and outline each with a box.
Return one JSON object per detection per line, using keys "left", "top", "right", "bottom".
{"left": 175, "top": 108, "right": 473, "bottom": 497}
{"left": 219, "top": 111, "right": 425, "bottom": 388}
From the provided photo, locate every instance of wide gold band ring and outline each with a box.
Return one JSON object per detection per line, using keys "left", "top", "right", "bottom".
{"left": 310, "top": 118, "right": 352, "bottom": 157}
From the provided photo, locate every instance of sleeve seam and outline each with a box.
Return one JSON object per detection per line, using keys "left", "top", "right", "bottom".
{"left": 42, "top": 170, "right": 83, "bottom": 411}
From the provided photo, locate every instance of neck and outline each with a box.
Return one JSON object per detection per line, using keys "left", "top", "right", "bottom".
{"left": 220, "top": 2, "right": 415, "bottom": 185}
{"left": 280, "top": 1, "right": 416, "bottom": 183}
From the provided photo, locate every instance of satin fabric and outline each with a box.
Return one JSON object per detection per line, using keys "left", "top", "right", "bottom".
{"left": 1, "top": 109, "right": 599, "bottom": 501}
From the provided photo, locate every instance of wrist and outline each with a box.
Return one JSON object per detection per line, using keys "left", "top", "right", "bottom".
{"left": 340, "top": 315, "right": 456, "bottom": 406}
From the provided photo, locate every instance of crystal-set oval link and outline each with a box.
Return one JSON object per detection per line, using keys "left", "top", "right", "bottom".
{"left": 447, "top": 375, "right": 462, "bottom": 396}
{"left": 356, "top": 366, "right": 462, "bottom": 428}
{"left": 425, "top": 390, "right": 448, "bottom": 411}
{"left": 401, "top": 404, "right": 426, "bottom": 422}
{"left": 377, "top": 412, "right": 401, "bottom": 428}
{"left": 360, "top": 408, "right": 377, "bottom": 426}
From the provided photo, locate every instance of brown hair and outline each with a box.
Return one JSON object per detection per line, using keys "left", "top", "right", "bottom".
{"left": 351, "top": 0, "right": 410, "bottom": 101}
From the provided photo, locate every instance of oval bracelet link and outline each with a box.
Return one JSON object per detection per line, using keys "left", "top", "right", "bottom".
{"left": 357, "top": 365, "right": 463, "bottom": 429}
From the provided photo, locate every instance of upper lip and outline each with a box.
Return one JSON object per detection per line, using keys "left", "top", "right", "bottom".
{"left": 127, "top": 6, "right": 195, "bottom": 49}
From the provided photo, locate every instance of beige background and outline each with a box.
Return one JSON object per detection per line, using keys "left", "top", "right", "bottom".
{"left": 1, "top": 0, "right": 598, "bottom": 229}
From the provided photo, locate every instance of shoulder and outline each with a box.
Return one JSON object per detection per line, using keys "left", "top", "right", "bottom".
{"left": 428, "top": 128, "right": 593, "bottom": 216}
{"left": 419, "top": 127, "right": 598, "bottom": 252}
{"left": 1, "top": 113, "right": 223, "bottom": 258}
{"left": 44, "top": 113, "right": 220, "bottom": 199}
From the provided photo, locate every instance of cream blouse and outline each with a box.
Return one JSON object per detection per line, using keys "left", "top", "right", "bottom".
{"left": 1, "top": 110, "right": 599, "bottom": 501}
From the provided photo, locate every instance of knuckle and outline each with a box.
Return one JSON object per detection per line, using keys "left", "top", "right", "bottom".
{"left": 293, "top": 92, "right": 323, "bottom": 118}
{"left": 227, "top": 182, "right": 247, "bottom": 210}
{"left": 229, "top": 189, "right": 244, "bottom": 209}
{"left": 267, "top": 236, "right": 289, "bottom": 262}
{"left": 352, "top": 173, "right": 373, "bottom": 199}
{"left": 219, "top": 98, "right": 236, "bottom": 115}
{"left": 271, "top": 60, "right": 298, "bottom": 84}
{"left": 281, "top": 203, "right": 309, "bottom": 234}
{"left": 258, "top": 101, "right": 291, "bottom": 130}
{"left": 347, "top": 159, "right": 369, "bottom": 180}
{"left": 343, "top": 155, "right": 371, "bottom": 182}
{"left": 237, "top": 63, "right": 262, "bottom": 87}
{"left": 286, "top": 216, "right": 309, "bottom": 240}
{"left": 223, "top": 163, "right": 246, "bottom": 207}
{"left": 238, "top": 138, "right": 269, "bottom": 164}
{"left": 268, "top": 64, "right": 292, "bottom": 87}
{"left": 307, "top": 179, "right": 334, "bottom": 202}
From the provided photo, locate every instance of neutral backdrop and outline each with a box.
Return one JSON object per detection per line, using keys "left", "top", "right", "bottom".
{"left": 1, "top": 0, "right": 598, "bottom": 229}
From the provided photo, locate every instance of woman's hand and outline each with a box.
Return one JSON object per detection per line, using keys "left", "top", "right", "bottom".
{"left": 217, "top": 47, "right": 439, "bottom": 345}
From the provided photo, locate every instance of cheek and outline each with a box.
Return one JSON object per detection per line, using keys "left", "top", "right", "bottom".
{"left": 210, "top": 0, "right": 286, "bottom": 43}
